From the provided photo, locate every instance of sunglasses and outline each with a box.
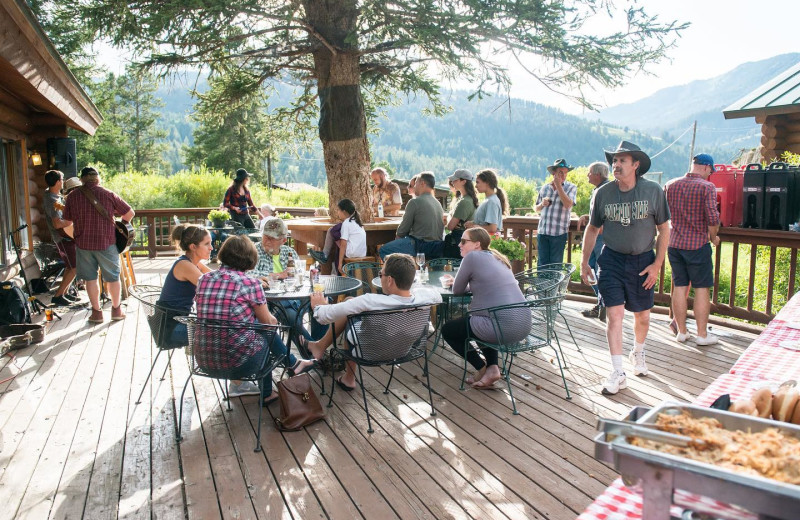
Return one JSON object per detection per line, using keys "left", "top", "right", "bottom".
{"left": 379, "top": 271, "right": 387, "bottom": 277}
{"left": 459, "top": 238, "right": 476, "bottom": 245}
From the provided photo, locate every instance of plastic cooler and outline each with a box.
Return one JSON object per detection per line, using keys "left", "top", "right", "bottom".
{"left": 742, "top": 163, "right": 766, "bottom": 228}
{"left": 763, "top": 162, "right": 800, "bottom": 230}
{"left": 710, "top": 164, "right": 743, "bottom": 227}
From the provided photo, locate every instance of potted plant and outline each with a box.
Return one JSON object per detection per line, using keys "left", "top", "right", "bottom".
{"left": 489, "top": 236, "right": 526, "bottom": 274}
{"left": 207, "top": 209, "right": 230, "bottom": 228}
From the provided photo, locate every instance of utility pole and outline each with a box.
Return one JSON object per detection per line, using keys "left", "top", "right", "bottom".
{"left": 266, "top": 154, "right": 273, "bottom": 189}
{"left": 688, "top": 120, "right": 697, "bottom": 170}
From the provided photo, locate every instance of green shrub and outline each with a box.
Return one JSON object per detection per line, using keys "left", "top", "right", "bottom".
{"left": 490, "top": 236, "right": 526, "bottom": 261}
{"left": 498, "top": 174, "right": 538, "bottom": 213}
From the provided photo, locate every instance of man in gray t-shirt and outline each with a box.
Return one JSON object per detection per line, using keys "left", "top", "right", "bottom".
{"left": 379, "top": 172, "right": 444, "bottom": 260}
{"left": 580, "top": 141, "right": 670, "bottom": 396}
{"left": 43, "top": 170, "right": 79, "bottom": 307}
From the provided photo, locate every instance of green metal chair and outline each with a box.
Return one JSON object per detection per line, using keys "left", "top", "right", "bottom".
{"left": 461, "top": 295, "right": 571, "bottom": 415}
{"left": 342, "top": 261, "right": 381, "bottom": 296}
{"left": 424, "top": 257, "right": 462, "bottom": 271}
{"left": 518, "top": 263, "right": 581, "bottom": 355}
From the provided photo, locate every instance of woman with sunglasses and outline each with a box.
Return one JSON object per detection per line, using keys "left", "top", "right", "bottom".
{"left": 440, "top": 227, "right": 530, "bottom": 389}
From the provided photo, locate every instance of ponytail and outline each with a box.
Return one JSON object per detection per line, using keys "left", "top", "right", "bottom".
{"left": 171, "top": 223, "right": 210, "bottom": 253}
{"left": 337, "top": 198, "right": 363, "bottom": 228}
{"left": 495, "top": 187, "right": 509, "bottom": 216}
{"left": 465, "top": 227, "right": 511, "bottom": 269}
{"left": 462, "top": 180, "right": 480, "bottom": 209}
{"left": 476, "top": 168, "right": 508, "bottom": 215}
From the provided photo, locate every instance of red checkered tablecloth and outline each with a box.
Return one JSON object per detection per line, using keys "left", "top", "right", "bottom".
{"left": 729, "top": 323, "right": 800, "bottom": 380}
{"left": 693, "top": 373, "right": 762, "bottom": 407}
{"left": 576, "top": 478, "right": 757, "bottom": 520}
{"left": 773, "top": 291, "right": 800, "bottom": 323}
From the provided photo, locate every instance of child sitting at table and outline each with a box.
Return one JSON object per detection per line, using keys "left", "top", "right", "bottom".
{"left": 308, "top": 199, "right": 367, "bottom": 274}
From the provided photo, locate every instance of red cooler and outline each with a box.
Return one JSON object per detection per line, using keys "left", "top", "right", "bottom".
{"left": 710, "top": 164, "right": 744, "bottom": 227}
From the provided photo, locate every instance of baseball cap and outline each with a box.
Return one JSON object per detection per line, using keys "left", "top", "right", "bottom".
{"left": 261, "top": 217, "right": 288, "bottom": 239}
{"left": 693, "top": 154, "right": 716, "bottom": 172}
{"left": 447, "top": 169, "right": 474, "bottom": 182}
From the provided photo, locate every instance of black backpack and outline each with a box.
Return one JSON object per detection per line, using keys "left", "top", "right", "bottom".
{"left": 0, "top": 281, "right": 31, "bottom": 326}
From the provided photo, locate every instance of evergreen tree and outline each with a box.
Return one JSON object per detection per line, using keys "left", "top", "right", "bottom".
{"left": 76, "top": 1, "right": 686, "bottom": 216}
{"left": 116, "top": 68, "right": 168, "bottom": 172}
{"left": 73, "top": 72, "right": 129, "bottom": 171}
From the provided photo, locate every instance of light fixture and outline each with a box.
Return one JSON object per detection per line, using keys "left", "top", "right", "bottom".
{"left": 29, "top": 151, "right": 42, "bottom": 166}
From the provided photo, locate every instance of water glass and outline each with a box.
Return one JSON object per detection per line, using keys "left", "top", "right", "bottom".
{"left": 416, "top": 252, "right": 425, "bottom": 269}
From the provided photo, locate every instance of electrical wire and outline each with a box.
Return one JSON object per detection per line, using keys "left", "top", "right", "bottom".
{"left": 650, "top": 124, "right": 695, "bottom": 159}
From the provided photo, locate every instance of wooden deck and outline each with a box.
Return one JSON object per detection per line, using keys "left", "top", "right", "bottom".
{"left": 0, "top": 258, "right": 760, "bottom": 520}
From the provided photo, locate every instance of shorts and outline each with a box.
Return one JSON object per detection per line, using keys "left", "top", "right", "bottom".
{"left": 597, "top": 248, "right": 655, "bottom": 313}
{"left": 668, "top": 244, "right": 713, "bottom": 288}
{"left": 76, "top": 244, "right": 121, "bottom": 282}
{"left": 56, "top": 240, "right": 76, "bottom": 269}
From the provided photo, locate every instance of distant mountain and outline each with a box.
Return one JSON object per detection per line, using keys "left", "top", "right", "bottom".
{"left": 590, "top": 53, "right": 800, "bottom": 156}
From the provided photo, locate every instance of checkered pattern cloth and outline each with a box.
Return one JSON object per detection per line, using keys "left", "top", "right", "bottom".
{"left": 249, "top": 243, "right": 299, "bottom": 277}
{"left": 62, "top": 183, "right": 132, "bottom": 251}
{"left": 664, "top": 174, "right": 720, "bottom": 250}
{"left": 693, "top": 373, "right": 760, "bottom": 407}
{"left": 223, "top": 185, "right": 256, "bottom": 214}
{"left": 536, "top": 181, "right": 577, "bottom": 235}
{"left": 194, "top": 267, "right": 267, "bottom": 369}
{"left": 729, "top": 323, "right": 800, "bottom": 380}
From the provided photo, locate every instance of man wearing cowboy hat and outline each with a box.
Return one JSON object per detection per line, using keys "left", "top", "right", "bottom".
{"left": 580, "top": 141, "right": 670, "bottom": 395}
{"left": 534, "top": 159, "right": 577, "bottom": 268}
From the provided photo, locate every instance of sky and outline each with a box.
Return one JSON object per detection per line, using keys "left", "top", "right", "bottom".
{"left": 98, "top": 0, "right": 799, "bottom": 114}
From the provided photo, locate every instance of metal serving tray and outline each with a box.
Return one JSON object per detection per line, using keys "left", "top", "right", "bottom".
{"left": 594, "top": 401, "right": 800, "bottom": 519}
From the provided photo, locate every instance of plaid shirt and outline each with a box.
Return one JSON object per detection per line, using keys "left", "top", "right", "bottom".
{"left": 194, "top": 267, "right": 267, "bottom": 369}
{"left": 536, "top": 181, "right": 577, "bottom": 236}
{"left": 665, "top": 173, "right": 720, "bottom": 250}
{"left": 63, "top": 183, "right": 132, "bottom": 251}
{"left": 249, "top": 243, "right": 299, "bottom": 277}
{"left": 223, "top": 186, "right": 256, "bottom": 214}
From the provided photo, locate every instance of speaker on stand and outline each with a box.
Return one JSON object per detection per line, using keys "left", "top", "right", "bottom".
{"left": 46, "top": 138, "right": 77, "bottom": 178}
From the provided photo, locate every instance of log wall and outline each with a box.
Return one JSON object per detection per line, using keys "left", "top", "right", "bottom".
{"left": 757, "top": 112, "right": 800, "bottom": 160}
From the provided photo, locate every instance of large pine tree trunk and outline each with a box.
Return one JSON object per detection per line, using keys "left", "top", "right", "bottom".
{"left": 303, "top": 0, "right": 372, "bottom": 222}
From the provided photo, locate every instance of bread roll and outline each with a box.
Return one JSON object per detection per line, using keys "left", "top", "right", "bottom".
{"left": 729, "top": 399, "right": 758, "bottom": 416}
{"left": 790, "top": 401, "right": 800, "bottom": 425}
{"left": 772, "top": 387, "right": 800, "bottom": 422}
{"left": 751, "top": 387, "right": 773, "bottom": 418}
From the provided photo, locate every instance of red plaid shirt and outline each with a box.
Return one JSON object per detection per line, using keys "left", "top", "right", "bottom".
{"left": 223, "top": 186, "right": 256, "bottom": 215}
{"left": 63, "top": 183, "right": 132, "bottom": 251}
{"left": 665, "top": 173, "right": 720, "bottom": 250}
{"left": 194, "top": 267, "right": 267, "bottom": 369}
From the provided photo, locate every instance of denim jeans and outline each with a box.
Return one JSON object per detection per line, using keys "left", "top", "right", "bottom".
{"left": 536, "top": 233, "right": 568, "bottom": 269}
{"left": 379, "top": 236, "right": 443, "bottom": 260}
{"left": 276, "top": 299, "right": 327, "bottom": 341}
{"left": 588, "top": 234, "right": 605, "bottom": 303}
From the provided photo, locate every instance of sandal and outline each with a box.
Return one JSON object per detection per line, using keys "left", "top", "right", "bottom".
{"left": 472, "top": 375, "right": 502, "bottom": 390}
{"left": 262, "top": 392, "right": 280, "bottom": 406}
{"left": 335, "top": 376, "right": 356, "bottom": 392}
{"left": 290, "top": 358, "right": 318, "bottom": 377}
{"left": 466, "top": 366, "right": 487, "bottom": 385}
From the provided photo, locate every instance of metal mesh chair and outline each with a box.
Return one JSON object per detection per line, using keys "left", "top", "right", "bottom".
{"left": 342, "top": 261, "right": 381, "bottom": 295}
{"left": 327, "top": 304, "right": 435, "bottom": 433}
{"left": 130, "top": 284, "right": 190, "bottom": 405}
{"left": 518, "top": 263, "right": 581, "bottom": 356}
{"left": 174, "top": 316, "right": 288, "bottom": 452}
{"left": 425, "top": 258, "right": 462, "bottom": 271}
{"left": 462, "top": 296, "right": 571, "bottom": 415}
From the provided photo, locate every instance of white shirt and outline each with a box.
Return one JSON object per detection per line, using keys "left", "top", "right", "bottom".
{"left": 340, "top": 217, "right": 367, "bottom": 258}
{"left": 313, "top": 286, "right": 442, "bottom": 325}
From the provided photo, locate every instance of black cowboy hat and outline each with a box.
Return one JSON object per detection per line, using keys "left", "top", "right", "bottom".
{"left": 604, "top": 140, "right": 651, "bottom": 176}
{"left": 234, "top": 168, "right": 252, "bottom": 182}
{"left": 546, "top": 158, "right": 574, "bottom": 174}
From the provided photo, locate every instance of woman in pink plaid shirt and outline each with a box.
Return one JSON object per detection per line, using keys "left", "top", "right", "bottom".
{"left": 195, "top": 235, "right": 315, "bottom": 402}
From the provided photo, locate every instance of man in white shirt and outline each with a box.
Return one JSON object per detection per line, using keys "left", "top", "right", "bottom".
{"left": 304, "top": 253, "right": 442, "bottom": 390}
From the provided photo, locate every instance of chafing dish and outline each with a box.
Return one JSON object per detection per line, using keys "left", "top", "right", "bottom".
{"left": 594, "top": 401, "right": 800, "bottom": 519}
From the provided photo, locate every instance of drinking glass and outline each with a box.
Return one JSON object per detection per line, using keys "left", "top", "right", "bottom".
{"left": 416, "top": 252, "right": 425, "bottom": 270}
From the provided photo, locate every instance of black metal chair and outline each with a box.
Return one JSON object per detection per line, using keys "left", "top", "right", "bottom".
{"left": 327, "top": 304, "right": 435, "bottom": 433}
{"left": 461, "top": 296, "right": 571, "bottom": 415}
{"left": 130, "top": 284, "right": 190, "bottom": 405}
{"left": 174, "top": 316, "right": 288, "bottom": 452}
{"left": 342, "top": 261, "right": 381, "bottom": 295}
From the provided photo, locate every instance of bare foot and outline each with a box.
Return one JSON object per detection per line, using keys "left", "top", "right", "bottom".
{"left": 301, "top": 337, "right": 325, "bottom": 361}
{"left": 472, "top": 365, "right": 502, "bottom": 389}
{"left": 466, "top": 366, "right": 486, "bottom": 385}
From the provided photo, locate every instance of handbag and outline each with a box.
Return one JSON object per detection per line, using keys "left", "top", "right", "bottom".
{"left": 274, "top": 373, "right": 325, "bottom": 431}
{"left": 77, "top": 186, "right": 135, "bottom": 253}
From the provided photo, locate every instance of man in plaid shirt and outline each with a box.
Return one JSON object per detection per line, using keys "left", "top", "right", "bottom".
{"left": 535, "top": 159, "right": 577, "bottom": 268}
{"left": 664, "top": 154, "right": 721, "bottom": 346}
{"left": 63, "top": 167, "right": 134, "bottom": 323}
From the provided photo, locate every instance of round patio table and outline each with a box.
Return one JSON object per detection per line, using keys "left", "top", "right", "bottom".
{"left": 263, "top": 275, "right": 363, "bottom": 358}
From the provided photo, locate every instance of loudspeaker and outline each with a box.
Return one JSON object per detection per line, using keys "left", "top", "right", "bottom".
{"left": 46, "top": 138, "right": 77, "bottom": 178}
{"left": 742, "top": 163, "right": 766, "bottom": 228}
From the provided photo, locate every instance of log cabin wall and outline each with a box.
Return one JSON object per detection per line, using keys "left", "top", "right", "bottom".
{"left": 757, "top": 112, "right": 800, "bottom": 161}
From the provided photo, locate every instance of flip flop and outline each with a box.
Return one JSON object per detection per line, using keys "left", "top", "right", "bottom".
{"left": 336, "top": 376, "right": 356, "bottom": 392}
{"left": 290, "top": 359, "right": 318, "bottom": 377}
{"left": 466, "top": 368, "right": 486, "bottom": 385}
{"left": 262, "top": 392, "right": 280, "bottom": 406}
{"left": 471, "top": 377, "right": 501, "bottom": 390}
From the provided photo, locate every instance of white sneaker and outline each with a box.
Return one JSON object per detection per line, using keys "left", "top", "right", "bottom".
{"left": 696, "top": 333, "right": 719, "bottom": 346}
{"left": 675, "top": 332, "right": 690, "bottom": 343}
{"left": 228, "top": 381, "right": 261, "bottom": 397}
{"left": 628, "top": 349, "right": 648, "bottom": 376}
{"left": 601, "top": 370, "right": 627, "bottom": 395}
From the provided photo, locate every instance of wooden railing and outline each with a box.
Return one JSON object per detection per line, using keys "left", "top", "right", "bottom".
{"left": 502, "top": 216, "right": 800, "bottom": 324}
{"left": 127, "top": 207, "right": 316, "bottom": 258}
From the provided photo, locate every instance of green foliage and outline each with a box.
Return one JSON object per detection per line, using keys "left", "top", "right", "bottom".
{"left": 250, "top": 186, "right": 329, "bottom": 209}
{"left": 498, "top": 175, "right": 538, "bottom": 213}
{"left": 116, "top": 67, "right": 168, "bottom": 172}
{"left": 566, "top": 168, "right": 596, "bottom": 216}
{"left": 490, "top": 236, "right": 526, "bottom": 261}
{"left": 207, "top": 209, "right": 229, "bottom": 222}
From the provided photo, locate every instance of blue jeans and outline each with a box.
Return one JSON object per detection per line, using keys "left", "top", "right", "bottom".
{"left": 536, "top": 233, "right": 568, "bottom": 269}
{"left": 230, "top": 334, "right": 293, "bottom": 397}
{"left": 588, "top": 235, "right": 605, "bottom": 304}
{"left": 276, "top": 299, "right": 327, "bottom": 341}
{"left": 379, "top": 236, "right": 443, "bottom": 260}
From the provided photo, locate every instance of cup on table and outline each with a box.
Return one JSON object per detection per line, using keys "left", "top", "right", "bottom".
{"left": 440, "top": 274, "right": 454, "bottom": 288}
{"left": 313, "top": 282, "right": 325, "bottom": 294}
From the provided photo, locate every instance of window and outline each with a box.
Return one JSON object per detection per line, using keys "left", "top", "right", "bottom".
{"left": 0, "top": 140, "right": 28, "bottom": 267}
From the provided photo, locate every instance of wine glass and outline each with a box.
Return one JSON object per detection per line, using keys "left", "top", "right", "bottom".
{"left": 416, "top": 252, "right": 426, "bottom": 270}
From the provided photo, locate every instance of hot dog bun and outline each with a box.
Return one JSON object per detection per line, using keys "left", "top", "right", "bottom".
{"left": 750, "top": 387, "right": 773, "bottom": 419}
{"left": 772, "top": 386, "right": 800, "bottom": 422}
{"left": 729, "top": 399, "right": 758, "bottom": 416}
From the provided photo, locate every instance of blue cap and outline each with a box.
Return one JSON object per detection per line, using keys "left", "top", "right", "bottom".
{"left": 693, "top": 154, "right": 716, "bottom": 172}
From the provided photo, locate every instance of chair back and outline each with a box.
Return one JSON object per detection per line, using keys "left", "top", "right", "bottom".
{"left": 130, "top": 284, "right": 187, "bottom": 350}
{"left": 225, "top": 219, "right": 249, "bottom": 235}
{"left": 425, "top": 257, "right": 462, "bottom": 271}
{"left": 342, "top": 261, "right": 381, "bottom": 295}
{"left": 538, "top": 263, "right": 575, "bottom": 296}
{"left": 484, "top": 297, "right": 555, "bottom": 350}
{"left": 516, "top": 270, "right": 563, "bottom": 299}
{"left": 176, "top": 316, "right": 287, "bottom": 380}
{"left": 345, "top": 305, "right": 432, "bottom": 363}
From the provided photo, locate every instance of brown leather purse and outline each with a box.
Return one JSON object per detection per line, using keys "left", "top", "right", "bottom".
{"left": 274, "top": 373, "right": 325, "bottom": 431}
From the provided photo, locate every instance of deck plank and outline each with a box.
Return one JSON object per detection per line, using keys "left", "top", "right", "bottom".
{"left": 0, "top": 256, "right": 767, "bottom": 520}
